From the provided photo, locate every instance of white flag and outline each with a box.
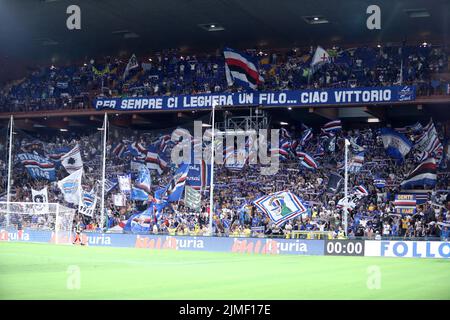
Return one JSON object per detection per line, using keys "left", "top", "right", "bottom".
{"left": 57, "top": 168, "right": 83, "bottom": 205}
{"left": 113, "top": 193, "right": 126, "bottom": 207}
{"left": 31, "top": 187, "right": 49, "bottom": 215}
{"left": 311, "top": 46, "right": 330, "bottom": 68}
{"left": 118, "top": 174, "right": 132, "bottom": 193}
{"left": 184, "top": 185, "right": 201, "bottom": 211}
{"left": 61, "top": 144, "right": 83, "bottom": 174}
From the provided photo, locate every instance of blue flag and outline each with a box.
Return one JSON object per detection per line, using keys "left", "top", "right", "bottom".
{"left": 16, "top": 153, "right": 56, "bottom": 181}
{"left": 380, "top": 128, "right": 412, "bottom": 162}
{"left": 123, "top": 206, "right": 154, "bottom": 233}
{"left": 131, "top": 167, "right": 152, "bottom": 201}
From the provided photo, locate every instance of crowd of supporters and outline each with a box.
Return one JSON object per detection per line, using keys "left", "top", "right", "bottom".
{"left": 0, "top": 44, "right": 449, "bottom": 113}
{"left": 1, "top": 119, "right": 449, "bottom": 240}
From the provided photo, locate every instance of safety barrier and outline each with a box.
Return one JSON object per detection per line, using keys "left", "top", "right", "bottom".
{"left": 2, "top": 228, "right": 449, "bottom": 259}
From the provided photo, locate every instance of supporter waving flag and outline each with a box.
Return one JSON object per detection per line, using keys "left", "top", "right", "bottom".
{"left": 224, "top": 47, "right": 264, "bottom": 90}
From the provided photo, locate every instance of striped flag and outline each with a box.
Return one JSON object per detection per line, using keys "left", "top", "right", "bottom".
{"left": 270, "top": 147, "right": 289, "bottom": 161}
{"left": 373, "top": 178, "right": 386, "bottom": 188}
{"left": 414, "top": 119, "right": 443, "bottom": 162}
{"left": 166, "top": 164, "right": 190, "bottom": 202}
{"left": 353, "top": 185, "right": 369, "bottom": 197}
{"left": 112, "top": 142, "right": 127, "bottom": 158}
{"left": 322, "top": 120, "right": 342, "bottom": 133}
{"left": 394, "top": 194, "right": 417, "bottom": 215}
{"left": 297, "top": 151, "right": 318, "bottom": 170}
{"left": 348, "top": 152, "right": 365, "bottom": 173}
{"left": 401, "top": 158, "right": 437, "bottom": 189}
{"left": 145, "top": 146, "right": 167, "bottom": 175}
{"left": 224, "top": 48, "right": 264, "bottom": 90}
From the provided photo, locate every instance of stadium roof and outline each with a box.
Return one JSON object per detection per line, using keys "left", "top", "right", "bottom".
{"left": 1, "top": 0, "right": 448, "bottom": 65}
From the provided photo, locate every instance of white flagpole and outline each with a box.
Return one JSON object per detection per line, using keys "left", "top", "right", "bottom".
{"left": 208, "top": 103, "right": 216, "bottom": 236}
{"left": 100, "top": 112, "right": 108, "bottom": 230}
{"left": 343, "top": 138, "right": 350, "bottom": 237}
{"left": 6, "top": 115, "right": 13, "bottom": 227}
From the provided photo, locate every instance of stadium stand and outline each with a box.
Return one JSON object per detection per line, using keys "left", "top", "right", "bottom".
{"left": 0, "top": 45, "right": 448, "bottom": 112}
{"left": 1, "top": 116, "right": 449, "bottom": 241}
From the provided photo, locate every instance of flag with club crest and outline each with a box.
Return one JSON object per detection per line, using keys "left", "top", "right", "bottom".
{"left": 57, "top": 168, "right": 83, "bottom": 205}
{"left": 61, "top": 144, "right": 84, "bottom": 174}
{"left": 79, "top": 187, "right": 97, "bottom": 217}
{"left": 31, "top": 187, "right": 49, "bottom": 215}
{"left": 253, "top": 191, "right": 307, "bottom": 226}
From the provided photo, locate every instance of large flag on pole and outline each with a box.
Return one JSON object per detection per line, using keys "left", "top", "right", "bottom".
{"left": 380, "top": 128, "right": 412, "bottom": 162}
{"left": 31, "top": 187, "right": 49, "bottom": 215}
{"left": 224, "top": 47, "right": 264, "bottom": 90}
{"left": 57, "top": 168, "right": 83, "bottom": 205}
{"left": 414, "top": 120, "right": 443, "bottom": 161}
{"left": 253, "top": 191, "right": 307, "bottom": 226}
{"left": 61, "top": 144, "right": 83, "bottom": 174}
{"left": 401, "top": 158, "right": 437, "bottom": 189}
{"left": 16, "top": 153, "right": 56, "bottom": 181}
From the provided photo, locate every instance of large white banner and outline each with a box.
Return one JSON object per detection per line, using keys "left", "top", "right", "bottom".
{"left": 364, "top": 240, "right": 450, "bottom": 259}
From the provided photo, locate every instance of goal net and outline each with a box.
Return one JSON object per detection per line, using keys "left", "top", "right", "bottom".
{"left": 0, "top": 201, "right": 76, "bottom": 244}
